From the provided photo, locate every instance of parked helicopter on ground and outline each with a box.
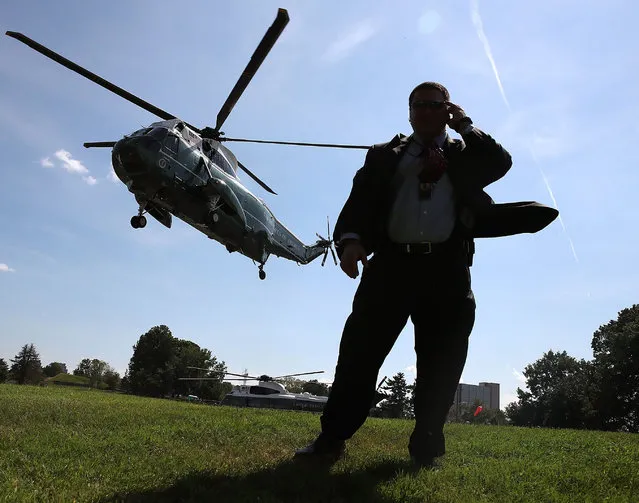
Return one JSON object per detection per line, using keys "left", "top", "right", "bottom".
{"left": 179, "top": 367, "right": 389, "bottom": 413}
{"left": 6, "top": 8, "right": 369, "bottom": 279}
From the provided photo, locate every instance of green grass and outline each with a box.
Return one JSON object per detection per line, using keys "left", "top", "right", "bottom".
{"left": 0, "top": 384, "right": 637, "bottom": 502}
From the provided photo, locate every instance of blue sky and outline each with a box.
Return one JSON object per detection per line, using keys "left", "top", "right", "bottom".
{"left": 1, "top": 0, "right": 637, "bottom": 409}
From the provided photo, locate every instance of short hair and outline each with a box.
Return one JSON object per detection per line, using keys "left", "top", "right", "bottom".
{"left": 408, "top": 82, "right": 450, "bottom": 105}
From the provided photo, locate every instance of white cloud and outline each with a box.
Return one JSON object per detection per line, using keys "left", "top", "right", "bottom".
{"left": 322, "top": 19, "right": 378, "bottom": 63}
{"left": 404, "top": 365, "right": 417, "bottom": 378}
{"left": 54, "top": 149, "right": 89, "bottom": 175}
{"left": 41, "top": 148, "right": 101, "bottom": 186}
{"left": 0, "top": 263, "right": 15, "bottom": 273}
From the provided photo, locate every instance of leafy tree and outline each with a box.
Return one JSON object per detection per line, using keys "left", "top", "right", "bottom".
{"left": 126, "top": 325, "right": 229, "bottom": 400}
{"left": 102, "top": 368, "right": 121, "bottom": 390}
{"left": 278, "top": 377, "right": 304, "bottom": 393}
{"left": 0, "top": 358, "right": 8, "bottom": 383}
{"left": 590, "top": 304, "right": 639, "bottom": 432}
{"left": 302, "top": 379, "right": 329, "bottom": 396}
{"left": 505, "top": 350, "right": 594, "bottom": 428}
{"left": 172, "top": 338, "right": 227, "bottom": 400}
{"left": 9, "top": 343, "right": 43, "bottom": 384}
{"left": 379, "top": 372, "right": 410, "bottom": 418}
{"left": 406, "top": 377, "right": 416, "bottom": 419}
{"left": 120, "top": 371, "right": 131, "bottom": 393}
{"left": 127, "top": 325, "right": 176, "bottom": 397}
{"left": 43, "top": 362, "right": 68, "bottom": 377}
{"left": 73, "top": 358, "right": 117, "bottom": 388}
{"left": 74, "top": 358, "right": 92, "bottom": 377}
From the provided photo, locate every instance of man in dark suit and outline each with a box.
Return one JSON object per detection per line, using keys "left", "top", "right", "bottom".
{"left": 295, "top": 82, "right": 557, "bottom": 467}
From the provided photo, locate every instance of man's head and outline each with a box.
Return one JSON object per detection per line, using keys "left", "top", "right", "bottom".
{"left": 408, "top": 81, "right": 450, "bottom": 139}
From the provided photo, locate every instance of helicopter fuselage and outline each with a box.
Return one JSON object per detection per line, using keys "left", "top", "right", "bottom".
{"left": 111, "top": 119, "right": 328, "bottom": 274}
{"left": 220, "top": 381, "right": 328, "bottom": 412}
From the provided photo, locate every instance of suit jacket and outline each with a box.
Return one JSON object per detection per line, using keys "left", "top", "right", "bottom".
{"left": 332, "top": 128, "right": 559, "bottom": 263}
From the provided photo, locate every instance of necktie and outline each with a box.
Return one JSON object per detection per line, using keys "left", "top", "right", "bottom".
{"left": 417, "top": 142, "right": 448, "bottom": 199}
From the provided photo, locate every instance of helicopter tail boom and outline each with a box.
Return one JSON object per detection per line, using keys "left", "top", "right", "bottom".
{"left": 266, "top": 217, "right": 337, "bottom": 266}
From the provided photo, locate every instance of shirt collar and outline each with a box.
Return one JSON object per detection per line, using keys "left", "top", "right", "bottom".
{"left": 412, "top": 130, "right": 448, "bottom": 148}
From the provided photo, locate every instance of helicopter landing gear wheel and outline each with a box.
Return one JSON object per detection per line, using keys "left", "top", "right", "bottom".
{"left": 211, "top": 212, "right": 219, "bottom": 223}
{"left": 130, "top": 215, "right": 147, "bottom": 228}
{"left": 258, "top": 266, "right": 266, "bottom": 280}
{"left": 131, "top": 201, "right": 147, "bottom": 229}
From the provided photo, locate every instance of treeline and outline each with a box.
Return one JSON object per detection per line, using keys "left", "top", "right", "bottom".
{"left": 505, "top": 303, "right": 639, "bottom": 433}
{"left": 0, "top": 325, "right": 234, "bottom": 401}
{"left": 0, "top": 343, "right": 121, "bottom": 390}
{"left": 0, "top": 324, "right": 330, "bottom": 403}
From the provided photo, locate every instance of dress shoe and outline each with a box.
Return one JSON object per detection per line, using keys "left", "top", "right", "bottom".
{"left": 408, "top": 429, "right": 444, "bottom": 469}
{"left": 409, "top": 449, "right": 436, "bottom": 469}
{"left": 294, "top": 434, "right": 345, "bottom": 461}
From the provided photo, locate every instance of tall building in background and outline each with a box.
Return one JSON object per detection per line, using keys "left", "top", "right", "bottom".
{"left": 453, "top": 382, "right": 500, "bottom": 410}
{"left": 479, "top": 382, "right": 500, "bottom": 410}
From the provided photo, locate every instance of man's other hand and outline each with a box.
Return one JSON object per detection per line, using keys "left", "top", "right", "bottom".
{"left": 340, "top": 240, "right": 368, "bottom": 279}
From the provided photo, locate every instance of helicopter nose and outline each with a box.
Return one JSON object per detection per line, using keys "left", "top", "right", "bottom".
{"left": 113, "top": 136, "right": 161, "bottom": 176}
{"left": 113, "top": 138, "right": 143, "bottom": 174}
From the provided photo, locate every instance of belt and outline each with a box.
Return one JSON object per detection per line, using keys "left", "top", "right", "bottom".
{"left": 387, "top": 241, "right": 447, "bottom": 254}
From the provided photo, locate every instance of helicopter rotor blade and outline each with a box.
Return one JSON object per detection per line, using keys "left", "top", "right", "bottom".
{"left": 221, "top": 137, "right": 370, "bottom": 150}
{"left": 271, "top": 371, "right": 325, "bottom": 379}
{"left": 83, "top": 141, "right": 117, "bottom": 148}
{"left": 237, "top": 161, "right": 277, "bottom": 195}
{"left": 185, "top": 366, "right": 255, "bottom": 378}
{"left": 214, "top": 8, "right": 289, "bottom": 133}
{"left": 5, "top": 31, "right": 200, "bottom": 132}
{"left": 178, "top": 377, "right": 223, "bottom": 381}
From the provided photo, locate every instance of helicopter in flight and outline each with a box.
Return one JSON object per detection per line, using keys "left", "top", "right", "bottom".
{"left": 5, "top": 8, "right": 369, "bottom": 280}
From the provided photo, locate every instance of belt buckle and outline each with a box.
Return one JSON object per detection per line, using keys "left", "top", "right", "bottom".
{"left": 405, "top": 243, "right": 432, "bottom": 254}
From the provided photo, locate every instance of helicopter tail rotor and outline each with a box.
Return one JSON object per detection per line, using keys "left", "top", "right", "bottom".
{"left": 315, "top": 216, "right": 337, "bottom": 267}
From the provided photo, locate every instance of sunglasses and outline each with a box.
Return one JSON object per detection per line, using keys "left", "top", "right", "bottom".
{"left": 411, "top": 100, "right": 447, "bottom": 110}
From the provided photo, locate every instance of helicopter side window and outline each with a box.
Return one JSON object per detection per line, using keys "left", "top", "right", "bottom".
{"left": 164, "top": 135, "right": 179, "bottom": 154}
{"left": 211, "top": 149, "right": 234, "bottom": 176}
{"left": 250, "top": 386, "right": 279, "bottom": 395}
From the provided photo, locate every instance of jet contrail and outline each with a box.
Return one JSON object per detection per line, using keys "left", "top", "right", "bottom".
{"left": 470, "top": 0, "right": 579, "bottom": 264}
{"left": 470, "top": 0, "right": 510, "bottom": 111}
{"left": 529, "top": 147, "right": 579, "bottom": 263}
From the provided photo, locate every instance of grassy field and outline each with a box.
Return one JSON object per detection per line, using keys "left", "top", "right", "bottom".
{"left": 0, "top": 384, "right": 637, "bottom": 502}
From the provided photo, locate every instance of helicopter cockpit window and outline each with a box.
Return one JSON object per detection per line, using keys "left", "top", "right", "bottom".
{"left": 130, "top": 128, "right": 151, "bottom": 137}
{"left": 147, "top": 127, "right": 167, "bottom": 141}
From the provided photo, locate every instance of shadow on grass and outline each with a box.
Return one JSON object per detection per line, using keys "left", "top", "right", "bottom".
{"left": 100, "top": 456, "right": 425, "bottom": 503}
